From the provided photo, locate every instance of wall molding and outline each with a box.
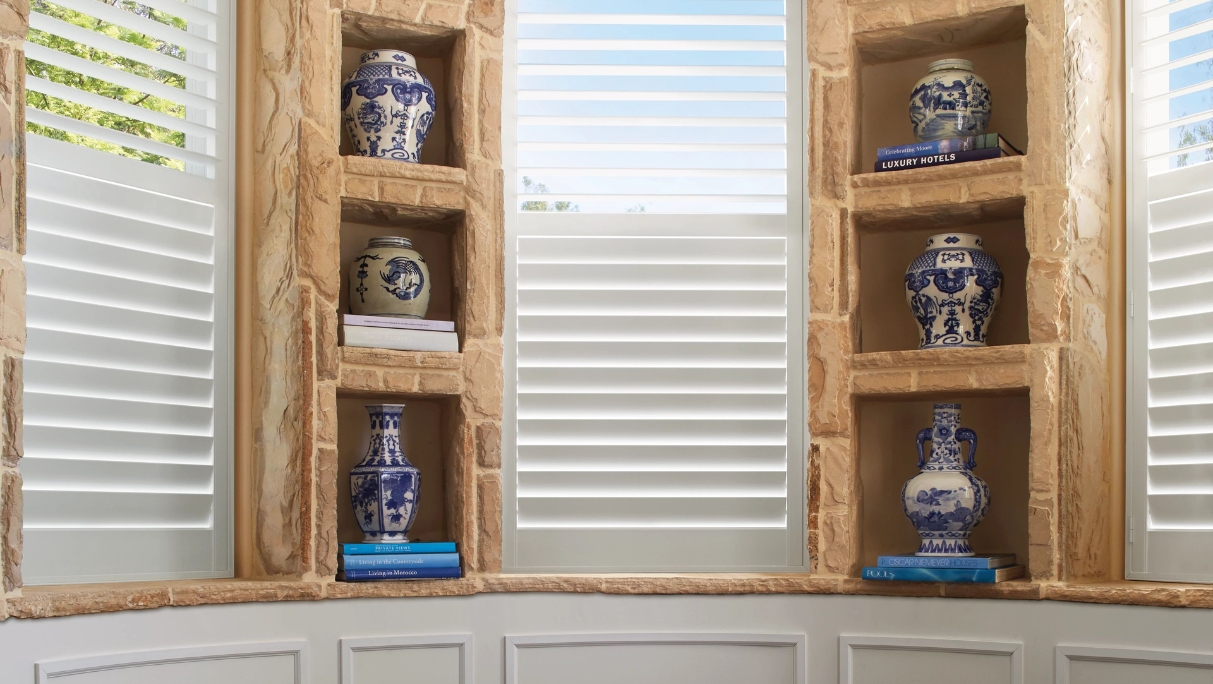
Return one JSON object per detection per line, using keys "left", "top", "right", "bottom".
{"left": 840, "top": 635, "right": 1023, "bottom": 684}
{"left": 505, "top": 633, "right": 807, "bottom": 684}
{"left": 340, "top": 633, "right": 472, "bottom": 684}
{"left": 1056, "top": 645, "right": 1213, "bottom": 683}
{"left": 34, "top": 640, "right": 308, "bottom": 683}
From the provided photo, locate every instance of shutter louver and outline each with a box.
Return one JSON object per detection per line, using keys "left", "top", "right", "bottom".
{"left": 1128, "top": 0, "right": 1213, "bottom": 581}
{"left": 504, "top": 0, "right": 806, "bottom": 571}
{"left": 21, "top": 0, "right": 233, "bottom": 584}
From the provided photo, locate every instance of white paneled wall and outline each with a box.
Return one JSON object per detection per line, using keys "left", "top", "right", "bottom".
{"left": 3, "top": 594, "right": 1213, "bottom": 684}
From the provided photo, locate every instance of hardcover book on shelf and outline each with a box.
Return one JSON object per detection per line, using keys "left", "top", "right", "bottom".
{"left": 340, "top": 566, "right": 463, "bottom": 581}
{"left": 877, "top": 554, "right": 1015, "bottom": 569}
{"left": 340, "top": 552, "right": 462, "bottom": 570}
{"left": 877, "top": 133, "right": 1022, "bottom": 162}
{"left": 874, "top": 147, "right": 1005, "bottom": 173}
{"left": 343, "top": 314, "right": 455, "bottom": 332}
{"left": 341, "top": 541, "right": 457, "bottom": 555}
{"left": 340, "top": 325, "right": 459, "bottom": 352}
{"left": 861, "top": 565, "right": 1026, "bottom": 584}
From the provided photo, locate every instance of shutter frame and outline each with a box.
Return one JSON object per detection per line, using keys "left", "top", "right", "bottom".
{"left": 20, "top": 0, "right": 235, "bottom": 584}
{"left": 502, "top": 0, "right": 808, "bottom": 572}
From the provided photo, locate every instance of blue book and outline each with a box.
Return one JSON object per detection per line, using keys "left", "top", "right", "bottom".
{"left": 341, "top": 552, "right": 461, "bottom": 570}
{"left": 876, "top": 133, "right": 1021, "bottom": 161}
{"left": 862, "top": 565, "right": 1025, "bottom": 583}
{"left": 340, "top": 566, "right": 463, "bottom": 581}
{"left": 341, "top": 542, "right": 456, "bottom": 555}
{"left": 877, "top": 554, "right": 1015, "bottom": 569}
{"left": 875, "top": 146, "right": 1004, "bottom": 172}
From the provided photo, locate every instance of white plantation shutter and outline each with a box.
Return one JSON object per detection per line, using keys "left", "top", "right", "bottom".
{"left": 21, "top": 0, "right": 234, "bottom": 584}
{"left": 1127, "top": 0, "right": 1213, "bottom": 581}
{"left": 503, "top": 0, "right": 806, "bottom": 570}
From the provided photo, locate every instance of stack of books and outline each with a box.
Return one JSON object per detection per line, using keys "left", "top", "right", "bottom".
{"left": 874, "top": 133, "right": 1022, "bottom": 173}
{"left": 862, "top": 553, "right": 1024, "bottom": 583}
{"left": 338, "top": 541, "right": 463, "bottom": 581}
{"left": 340, "top": 314, "right": 458, "bottom": 352}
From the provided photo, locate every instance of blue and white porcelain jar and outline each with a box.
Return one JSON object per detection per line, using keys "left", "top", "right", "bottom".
{"left": 909, "top": 58, "right": 991, "bottom": 142}
{"left": 350, "top": 404, "right": 421, "bottom": 543}
{"left": 904, "top": 233, "right": 1002, "bottom": 349}
{"left": 901, "top": 403, "right": 989, "bottom": 556}
{"left": 349, "top": 236, "right": 431, "bottom": 318}
{"left": 342, "top": 50, "right": 435, "bottom": 162}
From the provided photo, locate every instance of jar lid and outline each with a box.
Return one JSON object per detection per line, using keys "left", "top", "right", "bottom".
{"left": 359, "top": 50, "right": 418, "bottom": 69}
{"left": 927, "top": 58, "right": 974, "bottom": 74}
{"left": 368, "top": 236, "right": 413, "bottom": 249}
{"left": 925, "top": 233, "right": 983, "bottom": 250}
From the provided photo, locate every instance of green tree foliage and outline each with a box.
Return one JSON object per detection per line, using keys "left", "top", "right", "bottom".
{"left": 26, "top": 0, "right": 190, "bottom": 169}
{"left": 1176, "top": 121, "right": 1213, "bottom": 168}
{"left": 520, "top": 176, "right": 579, "bottom": 212}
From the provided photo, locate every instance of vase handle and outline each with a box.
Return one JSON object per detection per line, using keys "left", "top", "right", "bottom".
{"left": 915, "top": 428, "right": 932, "bottom": 468}
{"left": 956, "top": 427, "right": 978, "bottom": 469}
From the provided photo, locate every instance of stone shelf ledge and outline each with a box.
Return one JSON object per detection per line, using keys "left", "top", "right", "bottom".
{"left": 850, "top": 156, "right": 1025, "bottom": 223}
{"left": 340, "top": 346, "right": 462, "bottom": 370}
{"left": 852, "top": 345, "right": 1031, "bottom": 395}
{"left": 851, "top": 2, "right": 1026, "bottom": 63}
{"left": 341, "top": 157, "right": 466, "bottom": 227}
{"left": 10, "top": 576, "right": 1213, "bottom": 619}
{"left": 338, "top": 357, "right": 464, "bottom": 396}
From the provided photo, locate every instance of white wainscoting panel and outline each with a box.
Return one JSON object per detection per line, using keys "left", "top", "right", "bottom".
{"left": 35, "top": 640, "right": 306, "bottom": 684}
{"left": 1058, "top": 646, "right": 1213, "bottom": 684}
{"left": 506, "top": 633, "right": 805, "bottom": 684}
{"left": 840, "top": 636, "right": 1023, "bottom": 684}
{"left": 340, "top": 634, "right": 471, "bottom": 684}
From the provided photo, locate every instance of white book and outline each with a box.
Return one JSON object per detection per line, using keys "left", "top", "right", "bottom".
{"left": 340, "top": 325, "right": 459, "bottom": 352}
{"left": 343, "top": 314, "right": 455, "bottom": 332}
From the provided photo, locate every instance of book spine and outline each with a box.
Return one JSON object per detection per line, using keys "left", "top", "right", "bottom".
{"left": 874, "top": 147, "right": 1003, "bottom": 172}
{"left": 341, "top": 542, "right": 457, "bottom": 555}
{"left": 341, "top": 552, "right": 461, "bottom": 569}
{"left": 877, "top": 556, "right": 992, "bottom": 569}
{"left": 862, "top": 566, "right": 997, "bottom": 583}
{"left": 341, "top": 566, "right": 463, "bottom": 581}
{"left": 340, "top": 326, "right": 460, "bottom": 352}
{"left": 877, "top": 136, "right": 976, "bottom": 160}
{"left": 343, "top": 315, "right": 455, "bottom": 332}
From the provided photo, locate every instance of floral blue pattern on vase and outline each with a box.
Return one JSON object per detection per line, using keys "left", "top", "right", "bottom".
{"left": 342, "top": 50, "right": 435, "bottom": 163}
{"left": 904, "top": 232, "right": 1002, "bottom": 349}
{"left": 909, "top": 58, "right": 991, "bottom": 142}
{"left": 901, "top": 403, "right": 989, "bottom": 556}
{"left": 350, "top": 404, "right": 421, "bottom": 543}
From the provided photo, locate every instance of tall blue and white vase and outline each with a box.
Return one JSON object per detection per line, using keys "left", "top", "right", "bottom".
{"left": 342, "top": 50, "right": 436, "bottom": 162}
{"left": 350, "top": 404, "right": 421, "bottom": 543}
{"left": 901, "top": 403, "right": 989, "bottom": 556}
{"left": 904, "top": 233, "right": 1003, "bottom": 349}
{"left": 909, "top": 58, "right": 991, "bottom": 142}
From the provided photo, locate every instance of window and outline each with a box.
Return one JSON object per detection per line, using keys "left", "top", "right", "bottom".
{"left": 1127, "top": 0, "right": 1213, "bottom": 581}
{"left": 502, "top": 0, "right": 806, "bottom": 571}
{"left": 20, "top": 0, "right": 235, "bottom": 584}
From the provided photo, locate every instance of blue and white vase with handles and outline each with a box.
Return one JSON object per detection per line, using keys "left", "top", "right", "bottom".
{"left": 901, "top": 403, "right": 989, "bottom": 556}
{"left": 342, "top": 50, "right": 435, "bottom": 162}
{"left": 350, "top": 404, "right": 421, "bottom": 543}
{"left": 349, "top": 236, "right": 431, "bottom": 318}
{"left": 909, "top": 58, "right": 991, "bottom": 142}
{"left": 904, "top": 232, "right": 1002, "bottom": 349}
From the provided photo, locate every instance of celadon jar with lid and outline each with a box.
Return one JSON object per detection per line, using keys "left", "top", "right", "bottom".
{"left": 349, "top": 236, "right": 431, "bottom": 318}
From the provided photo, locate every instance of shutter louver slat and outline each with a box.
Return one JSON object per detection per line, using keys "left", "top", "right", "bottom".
{"left": 21, "top": 0, "right": 232, "bottom": 585}
{"left": 507, "top": 0, "right": 803, "bottom": 571}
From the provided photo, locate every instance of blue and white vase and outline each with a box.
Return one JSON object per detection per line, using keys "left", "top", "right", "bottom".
{"left": 901, "top": 403, "right": 989, "bottom": 556}
{"left": 904, "top": 233, "right": 1002, "bottom": 349}
{"left": 350, "top": 404, "right": 421, "bottom": 543}
{"left": 349, "top": 236, "right": 431, "bottom": 318}
{"left": 342, "top": 50, "right": 435, "bottom": 162}
{"left": 909, "top": 58, "right": 991, "bottom": 142}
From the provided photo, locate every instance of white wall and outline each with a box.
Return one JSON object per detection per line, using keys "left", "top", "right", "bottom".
{"left": 4, "top": 593, "right": 1213, "bottom": 684}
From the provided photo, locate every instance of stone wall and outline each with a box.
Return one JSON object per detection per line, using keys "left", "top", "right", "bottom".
{"left": 0, "top": 0, "right": 1138, "bottom": 619}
